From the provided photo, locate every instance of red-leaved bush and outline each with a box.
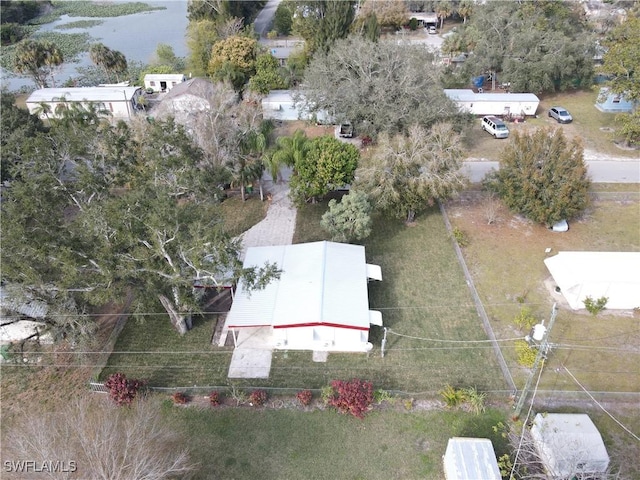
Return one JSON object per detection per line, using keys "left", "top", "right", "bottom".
{"left": 329, "top": 379, "right": 373, "bottom": 419}
{"left": 104, "top": 373, "right": 146, "bottom": 406}
{"left": 209, "top": 390, "right": 221, "bottom": 406}
{"left": 249, "top": 389, "right": 267, "bottom": 406}
{"left": 296, "top": 389, "right": 313, "bottom": 406}
{"left": 171, "top": 392, "right": 190, "bottom": 405}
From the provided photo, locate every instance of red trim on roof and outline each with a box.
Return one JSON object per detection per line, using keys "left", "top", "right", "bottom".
{"left": 273, "top": 322, "right": 369, "bottom": 331}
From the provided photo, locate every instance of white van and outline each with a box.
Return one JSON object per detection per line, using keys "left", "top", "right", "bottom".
{"left": 481, "top": 116, "right": 509, "bottom": 139}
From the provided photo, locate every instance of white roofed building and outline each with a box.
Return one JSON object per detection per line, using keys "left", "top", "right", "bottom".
{"left": 224, "top": 241, "right": 382, "bottom": 353}
{"left": 26, "top": 86, "right": 143, "bottom": 121}
{"left": 544, "top": 252, "right": 640, "bottom": 310}
{"left": 443, "top": 437, "right": 501, "bottom": 480}
{"left": 444, "top": 89, "right": 540, "bottom": 117}
{"left": 143, "top": 73, "right": 186, "bottom": 92}
{"left": 531, "top": 413, "right": 610, "bottom": 479}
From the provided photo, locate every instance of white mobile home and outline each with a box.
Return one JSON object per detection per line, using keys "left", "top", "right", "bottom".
{"left": 261, "top": 90, "right": 332, "bottom": 123}
{"left": 224, "top": 241, "right": 383, "bottom": 353}
{"left": 443, "top": 438, "right": 501, "bottom": 480}
{"left": 143, "top": 73, "right": 186, "bottom": 93}
{"left": 531, "top": 413, "right": 610, "bottom": 479}
{"left": 26, "top": 86, "right": 143, "bottom": 121}
{"left": 444, "top": 89, "right": 540, "bottom": 117}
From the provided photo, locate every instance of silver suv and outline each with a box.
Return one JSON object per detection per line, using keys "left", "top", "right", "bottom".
{"left": 481, "top": 116, "right": 509, "bottom": 139}
{"left": 548, "top": 106, "right": 572, "bottom": 123}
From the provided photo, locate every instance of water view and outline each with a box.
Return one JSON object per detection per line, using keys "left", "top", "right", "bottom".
{"left": 1, "top": 1, "right": 188, "bottom": 92}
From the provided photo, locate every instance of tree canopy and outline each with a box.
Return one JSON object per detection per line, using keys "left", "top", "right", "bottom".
{"left": 356, "top": 123, "right": 467, "bottom": 223}
{"left": 485, "top": 128, "right": 591, "bottom": 226}
{"left": 291, "top": 0, "right": 356, "bottom": 53}
{"left": 13, "top": 39, "right": 64, "bottom": 88}
{"left": 449, "top": 1, "right": 595, "bottom": 93}
{"left": 289, "top": 135, "right": 359, "bottom": 205}
{"left": 0, "top": 94, "right": 279, "bottom": 338}
{"left": 299, "top": 36, "right": 461, "bottom": 137}
{"left": 321, "top": 190, "right": 372, "bottom": 243}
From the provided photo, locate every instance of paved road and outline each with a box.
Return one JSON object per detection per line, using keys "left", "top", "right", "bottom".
{"left": 463, "top": 160, "right": 640, "bottom": 183}
{"left": 254, "top": 0, "right": 282, "bottom": 37}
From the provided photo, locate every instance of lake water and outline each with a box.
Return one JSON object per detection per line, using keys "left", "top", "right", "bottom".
{"left": 1, "top": 1, "right": 188, "bottom": 91}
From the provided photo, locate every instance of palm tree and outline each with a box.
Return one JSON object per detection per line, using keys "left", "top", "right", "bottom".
{"left": 435, "top": 0, "right": 453, "bottom": 30}
{"left": 236, "top": 120, "right": 274, "bottom": 201}
{"left": 264, "top": 129, "right": 308, "bottom": 183}
{"left": 14, "top": 40, "right": 63, "bottom": 88}
{"left": 33, "top": 101, "right": 53, "bottom": 121}
{"left": 42, "top": 41, "right": 63, "bottom": 87}
{"left": 89, "top": 43, "right": 128, "bottom": 83}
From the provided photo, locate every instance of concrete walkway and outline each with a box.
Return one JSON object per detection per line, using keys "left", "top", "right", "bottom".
{"left": 223, "top": 169, "right": 296, "bottom": 378}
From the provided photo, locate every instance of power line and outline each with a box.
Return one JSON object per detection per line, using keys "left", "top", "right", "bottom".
{"left": 510, "top": 357, "right": 545, "bottom": 479}
{"left": 562, "top": 365, "right": 640, "bottom": 442}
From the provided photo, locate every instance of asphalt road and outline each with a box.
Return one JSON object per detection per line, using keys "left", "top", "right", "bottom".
{"left": 254, "top": 0, "right": 282, "bottom": 37}
{"left": 463, "top": 160, "right": 640, "bottom": 183}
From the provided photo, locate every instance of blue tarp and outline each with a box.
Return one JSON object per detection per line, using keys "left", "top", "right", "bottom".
{"left": 472, "top": 76, "right": 485, "bottom": 88}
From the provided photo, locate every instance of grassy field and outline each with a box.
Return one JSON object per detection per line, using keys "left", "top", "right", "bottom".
{"left": 168, "top": 402, "right": 509, "bottom": 480}
{"left": 463, "top": 89, "right": 638, "bottom": 160}
{"left": 446, "top": 194, "right": 640, "bottom": 394}
{"left": 102, "top": 200, "right": 507, "bottom": 394}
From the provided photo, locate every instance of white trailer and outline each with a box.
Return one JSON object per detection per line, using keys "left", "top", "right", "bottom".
{"left": 445, "top": 89, "right": 540, "bottom": 117}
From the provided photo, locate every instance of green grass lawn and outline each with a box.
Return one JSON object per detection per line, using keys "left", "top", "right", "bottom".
{"left": 168, "top": 402, "right": 508, "bottom": 480}
{"left": 463, "top": 88, "right": 639, "bottom": 160}
{"left": 103, "top": 200, "right": 507, "bottom": 394}
{"left": 446, "top": 196, "right": 640, "bottom": 393}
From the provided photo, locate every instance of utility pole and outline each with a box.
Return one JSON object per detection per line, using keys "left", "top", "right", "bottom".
{"left": 381, "top": 327, "right": 388, "bottom": 358}
{"left": 513, "top": 303, "right": 558, "bottom": 419}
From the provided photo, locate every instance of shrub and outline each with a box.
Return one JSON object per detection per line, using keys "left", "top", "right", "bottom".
{"left": 249, "top": 389, "right": 267, "bottom": 406}
{"left": 583, "top": 295, "right": 608, "bottom": 315}
{"left": 515, "top": 340, "right": 537, "bottom": 368}
{"left": 462, "top": 386, "right": 487, "bottom": 415}
{"left": 171, "top": 392, "right": 189, "bottom": 405}
{"left": 320, "top": 385, "right": 335, "bottom": 405}
{"left": 373, "top": 389, "right": 393, "bottom": 404}
{"left": 513, "top": 307, "right": 537, "bottom": 330}
{"left": 209, "top": 390, "right": 221, "bottom": 407}
{"left": 452, "top": 227, "right": 469, "bottom": 247}
{"left": 439, "top": 384, "right": 465, "bottom": 408}
{"left": 104, "top": 373, "right": 146, "bottom": 406}
{"left": 328, "top": 379, "right": 374, "bottom": 419}
{"left": 296, "top": 389, "right": 313, "bottom": 406}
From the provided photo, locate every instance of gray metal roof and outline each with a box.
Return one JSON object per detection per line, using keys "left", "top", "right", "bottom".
{"left": 443, "top": 437, "right": 501, "bottom": 480}
{"left": 26, "top": 86, "right": 141, "bottom": 104}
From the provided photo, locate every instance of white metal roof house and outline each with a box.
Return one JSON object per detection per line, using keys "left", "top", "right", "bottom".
{"left": 444, "top": 89, "right": 540, "bottom": 117}
{"left": 544, "top": 252, "right": 640, "bottom": 310}
{"left": 531, "top": 413, "right": 610, "bottom": 479}
{"left": 0, "top": 285, "right": 52, "bottom": 345}
{"left": 143, "top": 73, "right": 186, "bottom": 93}
{"left": 26, "top": 86, "right": 143, "bottom": 121}
{"left": 224, "top": 241, "right": 382, "bottom": 352}
{"left": 261, "top": 89, "right": 332, "bottom": 123}
{"left": 443, "top": 437, "right": 501, "bottom": 480}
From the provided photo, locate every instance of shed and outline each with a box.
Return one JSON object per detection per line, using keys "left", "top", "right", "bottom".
{"left": 224, "top": 241, "right": 382, "bottom": 352}
{"left": 443, "top": 437, "right": 501, "bottom": 480}
{"left": 26, "top": 86, "right": 143, "bottom": 120}
{"left": 544, "top": 252, "right": 640, "bottom": 310}
{"left": 444, "top": 89, "right": 540, "bottom": 116}
{"left": 531, "top": 413, "right": 610, "bottom": 479}
{"left": 143, "top": 73, "right": 187, "bottom": 93}
{"left": 261, "top": 89, "right": 332, "bottom": 123}
{"left": 595, "top": 87, "right": 636, "bottom": 113}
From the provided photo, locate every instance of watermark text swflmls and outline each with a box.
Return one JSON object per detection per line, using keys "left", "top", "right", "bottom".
{"left": 4, "top": 460, "right": 77, "bottom": 473}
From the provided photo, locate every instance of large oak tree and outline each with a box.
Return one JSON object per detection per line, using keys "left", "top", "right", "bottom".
{"left": 299, "top": 36, "right": 461, "bottom": 137}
